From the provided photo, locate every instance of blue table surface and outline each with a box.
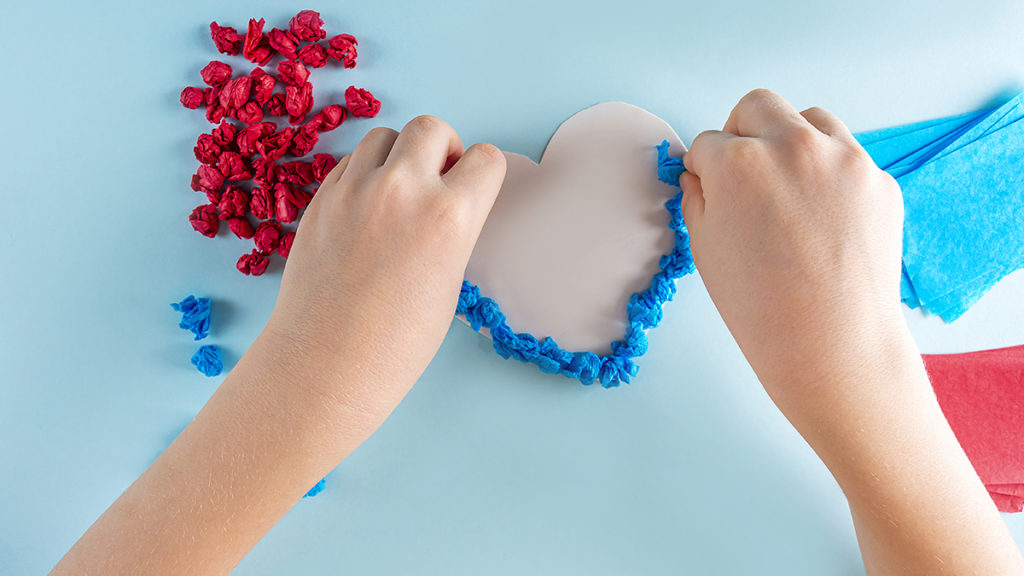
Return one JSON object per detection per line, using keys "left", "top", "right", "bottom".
{"left": 2, "top": 1, "right": 1023, "bottom": 574}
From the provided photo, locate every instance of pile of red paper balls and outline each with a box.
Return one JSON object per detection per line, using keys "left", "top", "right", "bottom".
{"left": 180, "top": 11, "right": 380, "bottom": 276}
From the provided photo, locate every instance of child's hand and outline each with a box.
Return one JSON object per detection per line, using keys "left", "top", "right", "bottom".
{"left": 51, "top": 118, "right": 507, "bottom": 576}
{"left": 681, "top": 90, "right": 1024, "bottom": 575}
{"left": 268, "top": 116, "right": 506, "bottom": 425}
{"left": 680, "top": 89, "right": 905, "bottom": 421}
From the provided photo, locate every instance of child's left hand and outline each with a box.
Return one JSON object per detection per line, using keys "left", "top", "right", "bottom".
{"left": 51, "top": 117, "right": 506, "bottom": 576}
{"left": 266, "top": 116, "right": 507, "bottom": 436}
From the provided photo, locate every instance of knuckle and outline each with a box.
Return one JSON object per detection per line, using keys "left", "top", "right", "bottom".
{"left": 881, "top": 170, "right": 899, "bottom": 190}
{"left": 469, "top": 142, "right": 505, "bottom": 166}
{"left": 691, "top": 130, "right": 718, "bottom": 150}
{"left": 743, "top": 88, "right": 777, "bottom": 105}
{"left": 406, "top": 114, "right": 447, "bottom": 136}
{"left": 878, "top": 169, "right": 903, "bottom": 203}
{"left": 366, "top": 126, "right": 398, "bottom": 140}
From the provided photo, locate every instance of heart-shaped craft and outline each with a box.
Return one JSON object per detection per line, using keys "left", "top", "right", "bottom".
{"left": 458, "top": 102, "right": 692, "bottom": 387}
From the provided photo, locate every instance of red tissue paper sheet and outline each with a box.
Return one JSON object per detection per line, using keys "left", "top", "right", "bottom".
{"left": 180, "top": 11, "right": 381, "bottom": 275}
{"left": 924, "top": 345, "right": 1024, "bottom": 513}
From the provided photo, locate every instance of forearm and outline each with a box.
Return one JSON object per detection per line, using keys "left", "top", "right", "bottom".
{"left": 51, "top": 329, "right": 382, "bottom": 576}
{"left": 776, "top": 328, "right": 1023, "bottom": 575}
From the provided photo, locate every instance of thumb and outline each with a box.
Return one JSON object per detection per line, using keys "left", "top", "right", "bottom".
{"left": 680, "top": 171, "right": 706, "bottom": 233}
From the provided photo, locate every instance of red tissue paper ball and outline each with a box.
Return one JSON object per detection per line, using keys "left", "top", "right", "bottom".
{"left": 242, "top": 18, "right": 274, "bottom": 66}
{"left": 345, "top": 86, "right": 380, "bottom": 118}
{"left": 217, "top": 185, "right": 249, "bottom": 217}
{"left": 313, "top": 104, "right": 346, "bottom": 132}
{"left": 267, "top": 28, "right": 300, "bottom": 61}
{"left": 193, "top": 133, "right": 221, "bottom": 164}
{"left": 288, "top": 124, "right": 319, "bottom": 157}
{"left": 285, "top": 81, "right": 314, "bottom": 123}
{"left": 257, "top": 126, "right": 294, "bottom": 161}
{"left": 289, "top": 10, "right": 326, "bottom": 42}
{"left": 273, "top": 182, "right": 311, "bottom": 223}
{"left": 278, "top": 232, "right": 296, "bottom": 258}
{"left": 327, "top": 34, "right": 357, "bottom": 68}
{"left": 236, "top": 100, "right": 264, "bottom": 125}
{"left": 194, "top": 164, "right": 225, "bottom": 194}
{"left": 189, "top": 204, "right": 220, "bottom": 238}
{"left": 180, "top": 86, "right": 204, "bottom": 109}
{"left": 276, "top": 61, "right": 310, "bottom": 87}
{"left": 200, "top": 61, "right": 233, "bottom": 88}
{"left": 237, "top": 250, "right": 270, "bottom": 276}
{"left": 250, "top": 68, "right": 276, "bottom": 104}
{"left": 235, "top": 122, "right": 275, "bottom": 156}
{"left": 249, "top": 186, "right": 273, "bottom": 220}
{"left": 219, "top": 76, "right": 252, "bottom": 112}
{"left": 266, "top": 93, "right": 287, "bottom": 117}
{"left": 226, "top": 217, "right": 255, "bottom": 239}
{"left": 210, "top": 22, "right": 243, "bottom": 55}
{"left": 211, "top": 121, "right": 237, "bottom": 147}
{"left": 253, "top": 220, "right": 283, "bottom": 253}
{"left": 216, "top": 151, "right": 252, "bottom": 181}
{"left": 312, "top": 153, "right": 338, "bottom": 181}
{"left": 298, "top": 43, "right": 329, "bottom": 68}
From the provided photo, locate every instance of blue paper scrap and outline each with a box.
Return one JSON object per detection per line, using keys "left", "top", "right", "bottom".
{"left": 304, "top": 477, "right": 327, "bottom": 498}
{"left": 171, "top": 295, "right": 211, "bottom": 340}
{"left": 190, "top": 345, "right": 223, "bottom": 377}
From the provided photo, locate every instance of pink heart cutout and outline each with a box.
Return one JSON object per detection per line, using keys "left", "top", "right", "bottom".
{"left": 463, "top": 102, "right": 687, "bottom": 355}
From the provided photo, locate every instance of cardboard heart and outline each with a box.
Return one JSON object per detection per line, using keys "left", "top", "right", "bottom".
{"left": 460, "top": 102, "right": 689, "bottom": 384}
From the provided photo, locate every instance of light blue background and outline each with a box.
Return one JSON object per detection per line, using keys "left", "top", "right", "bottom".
{"left": 2, "top": 1, "right": 1023, "bottom": 574}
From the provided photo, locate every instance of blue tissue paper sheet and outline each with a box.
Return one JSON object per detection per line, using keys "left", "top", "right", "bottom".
{"left": 858, "top": 92, "right": 1024, "bottom": 322}
{"left": 857, "top": 108, "right": 990, "bottom": 170}
{"left": 856, "top": 109, "right": 986, "bottom": 146}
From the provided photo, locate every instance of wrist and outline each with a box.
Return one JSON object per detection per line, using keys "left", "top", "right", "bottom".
{"left": 755, "top": 306, "right": 913, "bottom": 402}
{"left": 757, "top": 319, "right": 932, "bottom": 467}
{"left": 767, "top": 325, "right": 956, "bottom": 490}
{"left": 233, "top": 324, "right": 399, "bottom": 463}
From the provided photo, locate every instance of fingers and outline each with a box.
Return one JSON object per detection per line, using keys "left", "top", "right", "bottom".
{"left": 680, "top": 171, "right": 706, "bottom": 230}
{"left": 723, "top": 89, "right": 804, "bottom": 137}
{"left": 385, "top": 115, "right": 464, "bottom": 175}
{"left": 345, "top": 127, "right": 400, "bottom": 178}
{"left": 443, "top": 142, "right": 507, "bottom": 218}
{"left": 800, "top": 106, "right": 856, "bottom": 143}
{"left": 683, "top": 129, "right": 736, "bottom": 178}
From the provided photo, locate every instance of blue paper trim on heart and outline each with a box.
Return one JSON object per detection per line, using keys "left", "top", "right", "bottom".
{"left": 457, "top": 141, "right": 693, "bottom": 388}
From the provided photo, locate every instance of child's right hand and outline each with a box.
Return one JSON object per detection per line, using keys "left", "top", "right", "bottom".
{"left": 680, "top": 89, "right": 908, "bottom": 428}
{"left": 681, "top": 90, "right": 1024, "bottom": 575}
